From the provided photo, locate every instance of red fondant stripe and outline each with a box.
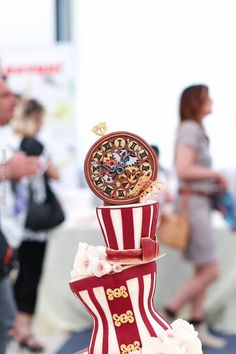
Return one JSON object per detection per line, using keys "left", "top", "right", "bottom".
{"left": 122, "top": 208, "right": 135, "bottom": 249}
{"left": 141, "top": 204, "right": 151, "bottom": 237}
{"left": 100, "top": 208, "right": 118, "bottom": 249}
{"left": 105, "top": 281, "right": 141, "bottom": 350}
{"left": 150, "top": 203, "right": 159, "bottom": 240}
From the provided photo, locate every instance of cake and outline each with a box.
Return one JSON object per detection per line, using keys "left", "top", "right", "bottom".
{"left": 70, "top": 129, "right": 202, "bottom": 354}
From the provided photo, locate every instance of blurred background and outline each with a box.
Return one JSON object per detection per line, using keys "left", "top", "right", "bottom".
{"left": 1, "top": 1, "right": 236, "bottom": 353}
{"left": 2, "top": 0, "right": 236, "bottom": 177}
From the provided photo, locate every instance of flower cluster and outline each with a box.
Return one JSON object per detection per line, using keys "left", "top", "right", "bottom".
{"left": 132, "top": 319, "right": 202, "bottom": 354}
{"left": 70, "top": 242, "right": 123, "bottom": 279}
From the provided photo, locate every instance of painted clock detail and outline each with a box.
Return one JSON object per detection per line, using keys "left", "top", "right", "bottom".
{"left": 84, "top": 131, "right": 157, "bottom": 204}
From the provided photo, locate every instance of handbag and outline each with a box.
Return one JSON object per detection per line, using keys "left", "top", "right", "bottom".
{"left": 157, "top": 191, "right": 189, "bottom": 250}
{"left": 25, "top": 176, "right": 65, "bottom": 232}
{"left": 17, "top": 136, "right": 65, "bottom": 232}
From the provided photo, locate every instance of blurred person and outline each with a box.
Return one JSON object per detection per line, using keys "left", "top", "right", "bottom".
{"left": 10, "top": 97, "right": 63, "bottom": 352}
{"left": 164, "top": 84, "right": 228, "bottom": 348}
{"left": 0, "top": 231, "right": 15, "bottom": 354}
{"left": 0, "top": 76, "right": 40, "bottom": 354}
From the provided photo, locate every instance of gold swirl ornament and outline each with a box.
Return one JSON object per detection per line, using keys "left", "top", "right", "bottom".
{"left": 120, "top": 341, "right": 141, "bottom": 353}
{"left": 129, "top": 170, "right": 153, "bottom": 196}
{"left": 106, "top": 286, "right": 128, "bottom": 301}
{"left": 129, "top": 169, "right": 165, "bottom": 202}
{"left": 113, "top": 310, "right": 134, "bottom": 327}
{"left": 140, "top": 179, "right": 165, "bottom": 202}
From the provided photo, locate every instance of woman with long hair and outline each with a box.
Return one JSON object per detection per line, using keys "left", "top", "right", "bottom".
{"left": 165, "top": 85, "right": 227, "bottom": 348}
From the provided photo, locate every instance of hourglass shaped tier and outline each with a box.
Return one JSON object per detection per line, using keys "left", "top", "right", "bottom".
{"left": 70, "top": 261, "right": 170, "bottom": 354}
{"left": 96, "top": 200, "right": 159, "bottom": 263}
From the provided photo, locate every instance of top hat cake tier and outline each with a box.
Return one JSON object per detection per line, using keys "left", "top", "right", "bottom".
{"left": 84, "top": 131, "right": 158, "bottom": 205}
{"left": 96, "top": 200, "right": 159, "bottom": 263}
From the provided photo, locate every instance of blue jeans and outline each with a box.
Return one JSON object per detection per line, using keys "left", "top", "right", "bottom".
{"left": 0, "top": 276, "right": 16, "bottom": 354}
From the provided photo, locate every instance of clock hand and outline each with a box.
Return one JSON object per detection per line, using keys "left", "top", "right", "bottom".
{"left": 101, "top": 164, "right": 116, "bottom": 173}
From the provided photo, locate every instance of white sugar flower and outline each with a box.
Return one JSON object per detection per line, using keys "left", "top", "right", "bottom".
{"left": 92, "top": 259, "right": 112, "bottom": 277}
{"left": 141, "top": 337, "right": 161, "bottom": 353}
{"left": 70, "top": 250, "right": 86, "bottom": 278}
{"left": 139, "top": 320, "right": 202, "bottom": 354}
{"left": 71, "top": 243, "right": 124, "bottom": 278}
{"left": 72, "top": 253, "right": 93, "bottom": 277}
{"left": 142, "top": 337, "right": 185, "bottom": 354}
{"left": 87, "top": 245, "right": 100, "bottom": 259}
{"left": 171, "top": 319, "right": 197, "bottom": 337}
{"left": 170, "top": 319, "right": 202, "bottom": 354}
{"left": 96, "top": 246, "right": 107, "bottom": 260}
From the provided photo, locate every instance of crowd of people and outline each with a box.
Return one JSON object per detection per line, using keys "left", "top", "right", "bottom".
{"left": 0, "top": 75, "right": 234, "bottom": 353}
{"left": 0, "top": 75, "right": 64, "bottom": 353}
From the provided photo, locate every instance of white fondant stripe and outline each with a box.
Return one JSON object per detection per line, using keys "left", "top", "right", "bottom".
{"left": 150, "top": 272, "right": 171, "bottom": 329}
{"left": 97, "top": 209, "right": 109, "bottom": 246}
{"left": 79, "top": 289, "right": 104, "bottom": 353}
{"left": 143, "top": 274, "right": 163, "bottom": 334}
{"left": 127, "top": 277, "right": 150, "bottom": 340}
{"left": 133, "top": 206, "right": 143, "bottom": 248}
{"left": 93, "top": 287, "right": 120, "bottom": 354}
{"left": 110, "top": 209, "right": 124, "bottom": 249}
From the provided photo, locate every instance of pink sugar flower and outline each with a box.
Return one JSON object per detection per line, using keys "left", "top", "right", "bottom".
{"left": 92, "top": 259, "right": 112, "bottom": 277}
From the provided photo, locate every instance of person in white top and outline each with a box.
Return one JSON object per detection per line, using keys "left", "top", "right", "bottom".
{"left": 0, "top": 75, "right": 40, "bottom": 354}
{"left": 10, "top": 97, "right": 61, "bottom": 352}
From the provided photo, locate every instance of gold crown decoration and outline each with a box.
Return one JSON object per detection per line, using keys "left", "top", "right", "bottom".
{"left": 91, "top": 122, "right": 108, "bottom": 136}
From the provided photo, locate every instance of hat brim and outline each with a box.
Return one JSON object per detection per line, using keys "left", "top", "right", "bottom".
{"left": 107, "top": 253, "right": 165, "bottom": 266}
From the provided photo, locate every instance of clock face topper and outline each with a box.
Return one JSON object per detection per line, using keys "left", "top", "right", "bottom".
{"left": 84, "top": 131, "right": 158, "bottom": 205}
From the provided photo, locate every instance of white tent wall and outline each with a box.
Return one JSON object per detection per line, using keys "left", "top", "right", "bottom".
{"left": 1, "top": 0, "right": 236, "bottom": 173}
{"left": 0, "top": 0, "right": 55, "bottom": 46}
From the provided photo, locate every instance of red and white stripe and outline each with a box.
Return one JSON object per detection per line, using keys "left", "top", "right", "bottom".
{"left": 96, "top": 201, "right": 159, "bottom": 250}
{"left": 70, "top": 261, "right": 170, "bottom": 354}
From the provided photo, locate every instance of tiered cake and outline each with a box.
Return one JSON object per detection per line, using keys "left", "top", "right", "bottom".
{"left": 70, "top": 130, "right": 202, "bottom": 354}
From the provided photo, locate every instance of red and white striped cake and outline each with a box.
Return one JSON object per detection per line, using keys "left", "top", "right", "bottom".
{"left": 70, "top": 130, "right": 202, "bottom": 354}
{"left": 96, "top": 200, "right": 159, "bottom": 251}
{"left": 70, "top": 261, "right": 170, "bottom": 354}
